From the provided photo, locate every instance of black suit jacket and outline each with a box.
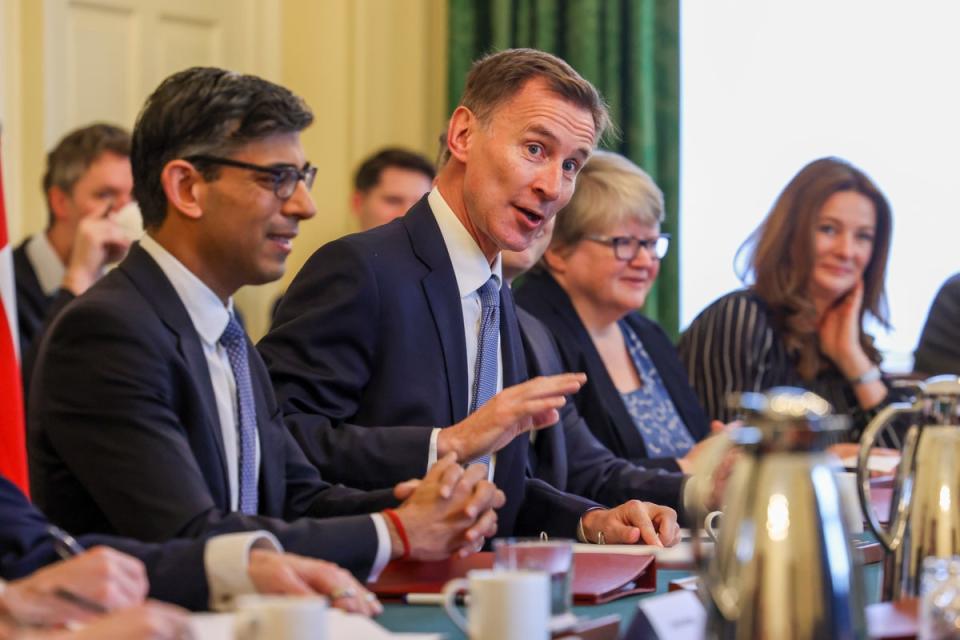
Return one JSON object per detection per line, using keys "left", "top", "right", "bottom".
{"left": 0, "top": 476, "right": 218, "bottom": 610}
{"left": 28, "top": 244, "right": 396, "bottom": 579}
{"left": 517, "top": 307, "right": 687, "bottom": 514}
{"left": 259, "top": 197, "right": 598, "bottom": 539}
{"left": 515, "top": 269, "right": 710, "bottom": 471}
{"left": 12, "top": 239, "right": 75, "bottom": 388}
{"left": 12, "top": 240, "right": 50, "bottom": 359}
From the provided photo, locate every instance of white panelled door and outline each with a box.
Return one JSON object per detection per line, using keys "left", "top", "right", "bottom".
{"left": 44, "top": 0, "right": 277, "bottom": 142}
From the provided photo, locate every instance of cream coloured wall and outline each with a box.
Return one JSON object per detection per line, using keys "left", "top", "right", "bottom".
{"left": 0, "top": 0, "right": 43, "bottom": 243}
{"left": 278, "top": 0, "right": 448, "bottom": 296}
{"left": 2, "top": 0, "right": 447, "bottom": 339}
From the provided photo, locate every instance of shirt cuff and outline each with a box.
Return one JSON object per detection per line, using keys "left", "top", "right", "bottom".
{"left": 367, "top": 513, "right": 392, "bottom": 582}
{"left": 205, "top": 531, "right": 282, "bottom": 611}
{"left": 427, "top": 427, "right": 441, "bottom": 469}
{"left": 575, "top": 506, "right": 606, "bottom": 543}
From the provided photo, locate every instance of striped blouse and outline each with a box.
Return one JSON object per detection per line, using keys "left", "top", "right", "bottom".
{"left": 677, "top": 290, "right": 899, "bottom": 446}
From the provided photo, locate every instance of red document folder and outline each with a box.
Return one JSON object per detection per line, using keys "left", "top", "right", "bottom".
{"left": 370, "top": 551, "right": 657, "bottom": 604}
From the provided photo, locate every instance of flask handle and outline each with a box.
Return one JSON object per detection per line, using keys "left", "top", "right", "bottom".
{"left": 857, "top": 402, "right": 917, "bottom": 552}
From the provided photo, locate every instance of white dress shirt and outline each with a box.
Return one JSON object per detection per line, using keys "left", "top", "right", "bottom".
{"left": 139, "top": 236, "right": 391, "bottom": 578}
{"left": 204, "top": 531, "right": 282, "bottom": 610}
{"left": 24, "top": 232, "right": 65, "bottom": 297}
{"left": 426, "top": 188, "right": 503, "bottom": 477}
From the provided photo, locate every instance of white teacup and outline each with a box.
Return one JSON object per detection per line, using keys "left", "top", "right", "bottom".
{"left": 704, "top": 510, "right": 723, "bottom": 543}
{"left": 234, "top": 595, "right": 327, "bottom": 640}
{"left": 835, "top": 471, "right": 865, "bottom": 534}
{"left": 443, "top": 569, "right": 549, "bottom": 640}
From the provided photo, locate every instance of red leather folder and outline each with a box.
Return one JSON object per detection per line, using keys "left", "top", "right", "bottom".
{"left": 865, "top": 597, "right": 917, "bottom": 640}
{"left": 370, "top": 551, "right": 656, "bottom": 604}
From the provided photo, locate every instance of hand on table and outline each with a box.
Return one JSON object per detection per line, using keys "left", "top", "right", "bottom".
{"left": 54, "top": 601, "right": 191, "bottom": 640}
{"left": 580, "top": 501, "right": 681, "bottom": 547}
{"left": 1, "top": 547, "right": 147, "bottom": 626}
{"left": 248, "top": 550, "right": 381, "bottom": 617}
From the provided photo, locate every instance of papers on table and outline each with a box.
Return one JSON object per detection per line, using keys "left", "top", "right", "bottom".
{"left": 840, "top": 454, "right": 900, "bottom": 474}
{"left": 572, "top": 540, "right": 708, "bottom": 569}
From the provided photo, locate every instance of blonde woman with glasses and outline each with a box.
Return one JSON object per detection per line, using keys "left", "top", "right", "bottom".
{"left": 515, "top": 151, "right": 720, "bottom": 474}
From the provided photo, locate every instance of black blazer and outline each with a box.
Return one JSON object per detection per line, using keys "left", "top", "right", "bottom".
{"left": 12, "top": 240, "right": 50, "bottom": 358}
{"left": 28, "top": 244, "right": 395, "bottom": 579}
{"left": 518, "top": 308, "right": 687, "bottom": 514}
{"left": 13, "top": 239, "right": 77, "bottom": 394}
{"left": 259, "top": 197, "right": 599, "bottom": 540}
{"left": 0, "top": 475, "right": 216, "bottom": 610}
{"left": 515, "top": 269, "right": 709, "bottom": 471}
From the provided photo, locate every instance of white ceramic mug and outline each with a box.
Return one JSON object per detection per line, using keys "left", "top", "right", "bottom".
{"left": 234, "top": 595, "right": 327, "bottom": 640}
{"left": 834, "top": 471, "right": 865, "bottom": 534}
{"left": 443, "top": 569, "right": 549, "bottom": 640}
{"left": 704, "top": 510, "right": 723, "bottom": 543}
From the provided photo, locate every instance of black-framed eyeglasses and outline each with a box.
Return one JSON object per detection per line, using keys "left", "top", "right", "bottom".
{"left": 585, "top": 233, "right": 671, "bottom": 261}
{"left": 185, "top": 155, "right": 317, "bottom": 200}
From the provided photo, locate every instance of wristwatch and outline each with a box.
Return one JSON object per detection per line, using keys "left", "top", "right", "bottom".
{"left": 849, "top": 366, "right": 882, "bottom": 385}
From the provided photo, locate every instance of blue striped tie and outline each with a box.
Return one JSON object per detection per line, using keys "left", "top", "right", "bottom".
{"left": 219, "top": 313, "right": 259, "bottom": 515}
{"left": 469, "top": 276, "right": 500, "bottom": 467}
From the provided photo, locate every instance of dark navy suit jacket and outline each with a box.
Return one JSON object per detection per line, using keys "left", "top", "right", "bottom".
{"left": 12, "top": 240, "right": 51, "bottom": 359}
{"left": 517, "top": 307, "right": 687, "bottom": 514}
{"left": 12, "top": 240, "right": 74, "bottom": 393}
{"left": 0, "top": 476, "right": 212, "bottom": 609}
{"left": 259, "top": 197, "right": 599, "bottom": 539}
{"left": 515, "top": 269, "right": 710, "bottom": 471}
{"left": 28, "top": 244, "right": 396, "bottom": 579}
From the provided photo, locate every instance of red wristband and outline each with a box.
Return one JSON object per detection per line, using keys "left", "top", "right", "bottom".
{"left": 383, "top": 509, "right": 410, "bottom": 560}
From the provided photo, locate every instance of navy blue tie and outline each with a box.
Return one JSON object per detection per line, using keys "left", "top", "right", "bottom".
{"left": 469, "top": 277, "right": 500, "bottom": 467}
{"left": 219, "top": 313, "right": 259, "bottom": 515}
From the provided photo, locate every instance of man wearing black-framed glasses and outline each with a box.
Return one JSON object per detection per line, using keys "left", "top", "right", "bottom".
{"left": 29, "top": 67, "right": 503, "bottom": 589}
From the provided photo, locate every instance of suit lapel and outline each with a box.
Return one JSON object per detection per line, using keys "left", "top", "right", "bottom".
{"left": 404, "top": 200, "right": 469, "bottom": 423}
{"left": 118, "top": 244, "right": 231, "bottom": 499}
{"left": 516, "top": 308, "right": 567, "bottom": 486}
{"left": 500, "top": 285, "right": 527, "bottom": 387}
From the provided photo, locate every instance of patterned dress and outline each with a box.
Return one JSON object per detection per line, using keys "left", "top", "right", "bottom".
{"left": 619, "top": 320, "right": 696, "bottom": 458}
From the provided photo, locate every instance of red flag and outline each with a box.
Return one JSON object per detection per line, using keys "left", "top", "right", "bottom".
{"left": 0, "top": 126, "right": 29, "bottom": 495}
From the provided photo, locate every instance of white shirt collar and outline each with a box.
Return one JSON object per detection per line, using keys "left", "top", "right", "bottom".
{"left": 138, "top": 234, "right": 233, "bottom": 347}
{"left": 25, "top": 232, "right": 66, "bottom": 297}
{"left": 427, "top": 187, "right": 502, "bottom": 298}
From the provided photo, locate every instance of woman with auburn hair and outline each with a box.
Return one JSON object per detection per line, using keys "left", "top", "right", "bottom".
{"left": 516, "top": 151, "right": 718, "bottom": 473}
{"left": 678, "top": 156, "right": 897, "bottom": 445}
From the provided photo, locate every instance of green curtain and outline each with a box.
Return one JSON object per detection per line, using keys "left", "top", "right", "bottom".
{"left": 447, "top": 0, "right": 681, "bottom": 338}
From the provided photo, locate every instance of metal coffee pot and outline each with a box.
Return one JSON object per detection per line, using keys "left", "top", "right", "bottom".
{"left": 703, "top": 387, "right": 867, "bottom": 640}
{"left": 858, "top": 374, "right": 960, "bottom": 601}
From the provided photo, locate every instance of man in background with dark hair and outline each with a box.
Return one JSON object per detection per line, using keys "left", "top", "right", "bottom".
{"left": 351, "top": 147, "right": 434, "bottom": 230}
{"left": 13, "top": 123, "right": 134, "bottom": 357}
{"left": 29, "top": 67, "right": 502, "bottom": 593}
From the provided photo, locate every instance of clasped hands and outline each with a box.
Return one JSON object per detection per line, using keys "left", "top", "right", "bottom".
{"left": 389, "top": 454, "right": 506, "bottom": 561}
{"left": 383, "top": 373, "right": 583, "bottom": 560}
